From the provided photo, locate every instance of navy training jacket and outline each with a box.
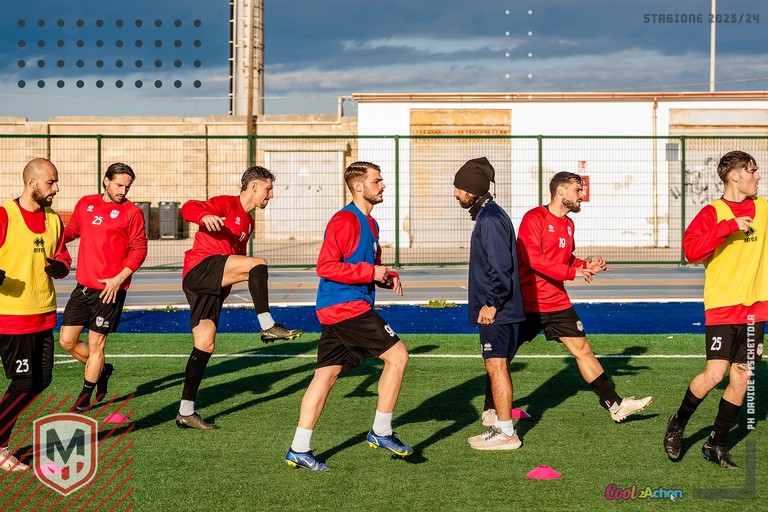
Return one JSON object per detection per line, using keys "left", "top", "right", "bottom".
{"left": 467, "top": 197, "right": 525, "bottom": 326}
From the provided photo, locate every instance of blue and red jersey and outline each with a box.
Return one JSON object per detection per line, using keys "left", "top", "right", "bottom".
{"left": 315, "top": 202, "right": 397, "bottom": 325}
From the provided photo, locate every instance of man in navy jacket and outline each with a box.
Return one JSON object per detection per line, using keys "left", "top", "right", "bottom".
{"left": 454, "top": 157, "right": 525, "bottom": 450}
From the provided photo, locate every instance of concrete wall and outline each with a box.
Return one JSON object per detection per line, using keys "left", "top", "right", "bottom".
{"left": 0, "top": 114, "right": 357, "bottom": 268}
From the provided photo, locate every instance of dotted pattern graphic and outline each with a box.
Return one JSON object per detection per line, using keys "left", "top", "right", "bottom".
{"left": 15, "top": 18, "right": 203, "bottom": 89}
{"left": 504, "top": 9, "right": 534, "bottom": 81}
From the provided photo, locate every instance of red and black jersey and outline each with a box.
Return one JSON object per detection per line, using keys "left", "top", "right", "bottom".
{"left": 182, "top": 195, "right": 254, "bottom": 277}
{"left": 63, "top": 194, "right": 147, "bottom": 290}
{"left": 0, "top": 200, "right": 71, "bottom": 334}
{"left": 517, "top": 205, "right": 586, "bottom": 313}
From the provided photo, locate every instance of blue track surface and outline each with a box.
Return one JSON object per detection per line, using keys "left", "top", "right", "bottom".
{"left": 56, "top": 302, "right": 706, "bottom": 335}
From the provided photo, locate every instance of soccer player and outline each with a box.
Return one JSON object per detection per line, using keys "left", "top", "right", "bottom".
{"left": 285, "top": 161, "right": 411, "bottom": 471}
{"left": 0, "top": 158, "right": 71, "bottom": 472}
{"left": 496, "top": 172, "right": 652, "bottom": 425}
{"left": 453, "top": 158, "right": 525, "bottom": 451}
{"left": 664, "top": 151, "right": 765, "bottom": 469}
{"left": 176, "top": 166, "right": 303, "bottom": 430}
{"left": 58, "top": 163, "right": 148, "bottom": 412}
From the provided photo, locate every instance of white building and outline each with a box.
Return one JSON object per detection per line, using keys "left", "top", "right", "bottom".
{"left": 354, "top": 92, "right": 768, "bottom": 258}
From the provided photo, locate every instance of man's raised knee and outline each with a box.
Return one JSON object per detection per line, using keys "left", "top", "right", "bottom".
{"left": 251, "top": 257, "right": 268, "bottom": 268}
{"left": 59, "top": 336, "right": 77, "bottom": 352}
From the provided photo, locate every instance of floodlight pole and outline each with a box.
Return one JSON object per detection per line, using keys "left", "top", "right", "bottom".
{"left": 710, "top": 0, "right": 716, "bottom": 92}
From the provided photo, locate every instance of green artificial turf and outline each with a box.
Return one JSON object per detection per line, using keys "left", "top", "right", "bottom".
{"left": 1, "top": 333, "right": 765, "bottom": 511}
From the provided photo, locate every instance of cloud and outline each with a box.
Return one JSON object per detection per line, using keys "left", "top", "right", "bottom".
{"left": 1, "top": 0, "right": 767, "bottom": 120}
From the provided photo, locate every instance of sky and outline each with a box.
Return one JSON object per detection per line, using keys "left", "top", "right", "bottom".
{"left": 0, "top": 0, "right": 766, "bottom": 120}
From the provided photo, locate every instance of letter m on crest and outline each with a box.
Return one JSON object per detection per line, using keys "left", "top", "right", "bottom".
{"left": 33, "top": 414, "right": 98, "bottom": 495}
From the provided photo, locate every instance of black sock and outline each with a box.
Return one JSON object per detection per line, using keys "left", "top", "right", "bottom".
{"left": 181, "top": 347, "right": 213, "bottom": 402}
{"left": 248, "top": 265, "right": 270, "bottom": 314}
{"left": 589, "top": 373, "right": 622, "bottom": 409}
{"left": 76, "top": 379, "right": 97, "bottom": 408}
{"left": 483, "top": 373, "right": 494, "bottom": 411}
{"left": 709, "top": 398, "right": 741, "bottom": 446}
{"left": 674, "top": 387, "right": 704, "bottom": 428}
{"left": 0, "top": 391, "right": 35, "bottom": 447}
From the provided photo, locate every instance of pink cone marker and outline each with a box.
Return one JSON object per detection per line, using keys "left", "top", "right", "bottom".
{"left": 526, "top": 465, "right": 562, "bottom": 480}
{"left": 104, "top": 412, "right": 131, "bottom": 424}
{"left": 37, "top": 462, "right": 63, "bottom": 476}
{"left": 511, "top": 408, "right": 531, "bottom": 419}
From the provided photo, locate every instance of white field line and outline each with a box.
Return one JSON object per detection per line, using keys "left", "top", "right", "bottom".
{"left": 54, "top": 353, "right": 704, "bottom": 364}
{"left": 56, "top": 298, "right": 704, "bottom": 312}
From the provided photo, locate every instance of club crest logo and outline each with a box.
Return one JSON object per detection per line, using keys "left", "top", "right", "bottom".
{"left": 110, "top": 210, "right": 119, "bottom": 219}
{"left": 33, "top": 414, "right": 98, "bottom": 496}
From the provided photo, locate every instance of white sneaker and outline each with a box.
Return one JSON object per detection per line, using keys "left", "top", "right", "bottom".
{"left": 467, "top": 426, "right": 495, "bottom": 444}
{"left": 0, "top": 447, "right": 29, "bottom": 472}
{"left": 481, "top": 409, "right": 497, "bottom": 427}
{"left": 469, "top": 426, "right": 522, "bottom": 451}
{"left": 610, "top": 396, "right": 653, "bottom": 423}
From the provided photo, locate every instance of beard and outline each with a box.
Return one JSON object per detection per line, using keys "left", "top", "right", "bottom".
{"left": 563, "top": 198, "right": 581, "bottom": 213}
{"left": 106, "top": 190, "right": 126, "bottom": 203}
{"left": 31, "top": 186, "right": 54, "bottom": 207}
{"left": 364, "top": 188, "right": 383, "bottom": 205}
{"left": 457, "top": 196, "right": 476, "bottom": 209}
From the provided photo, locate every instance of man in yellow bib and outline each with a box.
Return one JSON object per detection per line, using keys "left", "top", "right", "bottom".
{"left": 664, "top": 151, "right": 765, "bottom": 469}
{"left": 0, "top": 158, "right": 71, "bottom": 472}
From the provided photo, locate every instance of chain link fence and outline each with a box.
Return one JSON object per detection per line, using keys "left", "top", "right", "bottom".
{"left": 1, "top": 134, "right": 766, "bottom": 268}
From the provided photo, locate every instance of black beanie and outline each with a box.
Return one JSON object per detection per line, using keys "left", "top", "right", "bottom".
{"left": 454, "top": 157, "right": 495, "bottom": 196}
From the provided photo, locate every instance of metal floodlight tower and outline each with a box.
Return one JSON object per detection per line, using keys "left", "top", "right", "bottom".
{"left": 230, "top": 0, "right": 265, "bottom": 124}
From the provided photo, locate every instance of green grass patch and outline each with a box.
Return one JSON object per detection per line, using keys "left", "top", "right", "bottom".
{"left": 1, "top": 333, "right": 765, "bottom": 511}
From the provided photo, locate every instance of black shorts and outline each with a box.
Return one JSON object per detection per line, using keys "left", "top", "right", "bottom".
{"left": 479, "top": 323, "right": 520, "bottom": 359}
{"left": 182, "top": 255, "right": 231, "bottom": 329}
{"left": 519, "top": 307, "right": 586, "bottom": 343}
{"left": 0, "top": 329, "right": 54, "bottom": 380}
{"left": 705, "top": 323, "right": 764, "bottom": 364}
{"left": 61, "top": 283, "right": 127, "bottom": 335}
{"left": 316, "top": 310, "right": 401, "bottom": 371}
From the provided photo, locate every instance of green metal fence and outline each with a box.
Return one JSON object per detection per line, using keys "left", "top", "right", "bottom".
{"left": 1, "top": 134, "right": 766, "bottom": 269}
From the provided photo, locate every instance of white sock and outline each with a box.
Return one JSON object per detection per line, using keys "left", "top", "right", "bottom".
{"left": 372, "top": 410, "right": 393, "bottom": 436}
{"left": 495, "top": 418, "right": 515, "bottom": 437}
{"left": 179, "top": 400, "right": 195, "bottom": 416}
{"left": 258, "top": 312, "right": 275, "bottom": 331}
{"left": 291, "top": 427, "right": 313, "bottom": 453}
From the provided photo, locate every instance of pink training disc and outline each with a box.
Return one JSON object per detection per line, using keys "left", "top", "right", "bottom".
{"left": 37, "top": 463, "right": 63, "bottom": 476}
{"left": 525, "top": 465, "right": 562, "bottom": 480}
{"left": 104, "top": 412, "right": 131, "bottom": 424}
{"left": 511, "top": 408, "right": 531, "bottom": 419}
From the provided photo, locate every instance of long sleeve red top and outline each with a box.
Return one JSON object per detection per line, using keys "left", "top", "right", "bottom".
{"left": 63, "top": 194, "right": 147, "bottom": 289}
{"left": 517, "top": 206, "right": 586, "bottom": 313}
